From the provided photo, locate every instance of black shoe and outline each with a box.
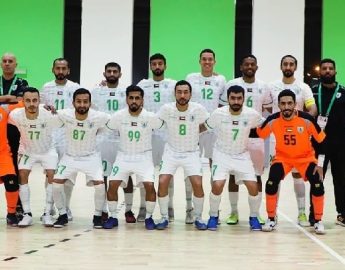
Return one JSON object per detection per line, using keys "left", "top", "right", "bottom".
{"left": 7, "top": 213, "right": 19, "bottom": 226}
{"left": 309, "top": 213, "right": 315, "bottom": 226}
{"left": 336, "top": 215, "right": 345, "bottom": 227}
{"left": 53, "top": 214, "right": 68, "bottom": 228}
{"left": 101, "top": 212, "right": 109, "bottom": 223}
{"left": 93, "top": 215, "right": 103, "bottom": 229}
{"left": 16, "top": 205, "right": 24, "bottom": 221}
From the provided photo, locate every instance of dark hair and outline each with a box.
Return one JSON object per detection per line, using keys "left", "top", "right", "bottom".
{"left": 105, "top": 62, "right": 121, "bottom": 72}
{"left": 53, "top": 58, "right": 69, "bottom": 68}
{"left": 175, "top": 80, "right": 192, "bottom": 93}
{"left": 126, "top": 85, "right": 144, "bottom": 98}
{"left": 320, "top": 58, "right": 336, "bottom": 69}
{"left": 199, "top": 48, "right": 215, "bottom": 59}
{"left": 241, "top": 54, "right": 257, "bottom": 64}
{"left": 227, "top": 85, "right": 245, "bottom": 99}
{"left": 23, "top": 87, "right": 40, "bottom": 96}
{"left": 280, "top": 55, "right": 297, "bottom": 67}
{"left": 150, "top": 53, "right": 166, "bottom": 65}
{"left": 73, "top": 88, "right": 91, "bottom": 102}
{"left": 278, "top": 89, "right": 296, "bottom": 103}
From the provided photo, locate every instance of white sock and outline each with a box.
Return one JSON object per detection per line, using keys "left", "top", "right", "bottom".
{"left": 168, "top": 179, "right": 174, "bottom": 208}
{"left": 53, "top": 183, "right": 66, "bottom": 215}
{"left": 108, "top": 200, "right": 118, "bottom": 218}
{"left": 158, "top": 195, "right": 169, "bottom": 220}
{"left": 185, "top": 177, "right": 193, "bottom": 210}
{"left": 64, "top": 180, "right": 74, "bottom": 208}
{"left": 19, "top": 184, "right": 31, "bottom": 213}
{"left": 145, "top": 201, "right": 156, "bottom": 219}
{"left": 229, "top": 192, "right": 239, "bottom": 214}
{"left": 193, "top": 196, "right": 204, "bottom": 220}
{"left": 293, "top": 178, "right": 305, "bottom": 214}
{"left": 102, "top": 200, "right": 108, "bottom": 213}
{"left": 248, "top": 194, "right": 260, "bottom": 217}
{"left": 209, "top": 192, "right": 221, "bottom": 217}
{"left": 139, "top": 187, "right": 146, "bottom": 208}
{"left": 124, "top": 192, "right": 133, "bottom": 212}
{"left": 94, "top": 184, "right": 105, "bottom": 216}
{"left": 45, "top": 183, "right": 53, "bottom": 214}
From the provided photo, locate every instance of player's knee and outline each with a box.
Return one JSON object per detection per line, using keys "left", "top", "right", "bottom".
{"left": 265, "top": 179, "right": 279, "bottom": 195}
{"left": 2, "top": 174, "right": 19, "bottom": 192}
{"left": 309, "top": 177, "right": 325, "bottom": 197}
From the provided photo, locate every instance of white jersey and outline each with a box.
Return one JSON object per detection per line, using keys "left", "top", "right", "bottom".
{"left": 186, "top": 73, "right": 226, "bottom": 113}
{"left": 158, "top": 102, "right": 209, "bottom": 152}
{"left": 40, "top": 80, "right": 80, "bottom": 110}
{"left": 269, "top": 79, "right": 315, "bottom": 113}
{"left": 137, "top": 78, "right": 176, "bottom": 113}
{"left": 205, "top": 106, "right": 262, "bottom": 155}
{"left": 106, "top": 108, "right": 163, "bottom": 154}
{"left": 8, "top": 105, "right": 61, "bottom": 154}
{"left": 222, "top": 77, "right": 272, "bottom": 114}
{"left": 57, "top": 108, "right": 109, "bottom": 157}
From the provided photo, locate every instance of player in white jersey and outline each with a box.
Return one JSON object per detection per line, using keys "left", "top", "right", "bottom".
{"left": 203, "top": 85, "right": 263, "bottom": 231}
{"left": 8, "top": 88, "right": 59, "bottom": 227}
{"left": 156, "top": 80, "right": 209, "bottom": 230}
{"left": 104, "top": 85, "right": 163, "bottom": 230}
{"left": 220, "top": 55, "right": 272, "bottom": 225}
{"left": 269, "top": 55, "right": 317, "bottom": 226}
{"left": 91, "top": 62, "right": 136, "bottom": 224}
{"left": 137, "top": 53, "right": 176, "bottom": 222}
{"left": 185, "top": 48, "right": 226, "bottom": 224}
{"left": 51, "top": 88, "right": 109, "bottom": 229}
{"left": 40, "top": 58, "right": 80, "bottom": 221}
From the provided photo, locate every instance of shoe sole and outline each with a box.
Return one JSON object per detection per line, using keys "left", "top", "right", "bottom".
{"left": 185, "top": 221, "right": 194, "bottom": 225}
{"left": 336, "top": 221, "right": 345, "bottom": 227}
{"left": 137, "top": 217, "right": 145, "bottom": 222}
{"left": 125, "top": 220, "right": 136, "bottom": 223}
{"left": 53, "top": 225, "right": 66, "bottom": 228}
{"left": 251, "top": 228, "right": 262, "bottom": 231}
{"left": 315, "top": 230, "right": 326, "bottom": 235}
{"left": 226, "top": 221, "right": 239, "bottom": 225}
{"left": 18, "top": 224, "right": 33, "bottom": 228}
{"left": 93, "top": 225, "right": 103, "bottom": 229}
{"left": 43, "top": 224, "right": 54, "bottom": 227}
{"left": 207, "top": 227, "right": 217, "bottom": 231}
{"left": 195, "top": 226, "right": 207, "bottom": 230}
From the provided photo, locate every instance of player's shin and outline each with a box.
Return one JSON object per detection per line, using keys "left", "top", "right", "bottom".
{"left": 52, "top": 183, "right": 67, "bottom": 215}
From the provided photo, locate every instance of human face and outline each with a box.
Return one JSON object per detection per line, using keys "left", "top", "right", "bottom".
{"left": 127, "top": 91, "right": 143, "bottom": 112}
{"left": 53, "top": 60, "right": 70, "bottom": 81}
{"left": 104, "top": 67, "right": 121, "bottom": 84}
{"left": 281, "top": 57, "right": 297, "bottom": 78}
{"left": 175, "top": 84, "right": 191, "bottom": 106}
{"left": 240, "top": 57, "right": 257, "bottom": 78}
{"left": 150, "top": 59, "right": 166, "bottom": 77}
{"left": 278, "top": 96, "right": 296, "bottom": 119}
{"left": 23, "top": 92, "right": 40, "bottom": 114}
{"left": 320, "top": 62, "right": 336, "bottom": 84}
{"left": 73, "top": 94, "right": 90, "bottom": 115}
{"left": 199, "top": 52, "right": 215, "bottom": 74}
{"left": 1, "top": 54, "right": 17, "bottom": 75}
{"left": 228, "top": 92, "right": 244, "bottom": 112}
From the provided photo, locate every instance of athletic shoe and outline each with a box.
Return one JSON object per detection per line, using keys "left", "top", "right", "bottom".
{"left": 314, "top": 221, "right": 326, "bottom": 234}
{"left": 249, "top": 217, "right": 262, "bottom": 231}
{"left": 125, "top": 210, "right": 136, "bottom": 223}
{"left": 168, "top": 208, "right": 175, "bottom": 222}
{"left": 207, "top": 216, "right": 218, "bottom": 231}
{"left": 101, "top": 211, "right": 109, "bottom": 223}
{"left": 53, "top": 214, "right": 68, "bottom": 228}
{"left": 16, "top": 205, "right": 24, "bottom": 221}
{"left": 156, "top": 218, "right": 169, "bottom": 230}
{"left": 298, "top": 213, "right": 310, "bottom": 227}
{"left": 258, "top": 216, "right": 265, "bottom": 225}
{"left": 18, "top": 213, "right": 33, "bottom": 227}
{"left": 103, "top": 217, "right": 118, "bottom": 229}
{"left": 336, "top": 215, "right": 345, "bottom": 227}
{"left": 137, "top": 207, "right": 146, "bottom": 222}
{"left": 194, "top": 219, "right": 207, "bottom": 230}
{"left": 6, "top": 213, "right": 19, "bottom": 227}
{"left": 93, "top": 215, "right": 103, "bottom": 229}
{"left": 40, "top": 208, "right": 56, "bottom": 221}
{"left": 66, "top": 208, "right": 73, "bottom": 221}
{"left": 226, "top": 213, "right": 239, "bottom": 225}
{"left": 262, "top": 219, "right": 277, "bottom": 232}
{"left": 309, "top": 212, "right": 316, "bottom": 226}
{"left": 185, "top": 208, "right": 194, "bottom": 224}
{"left": 145, "top": 216, "right": 156, "bottom": 230}
{"left": 42, "top": 214, "right": 54, "bottom": 227}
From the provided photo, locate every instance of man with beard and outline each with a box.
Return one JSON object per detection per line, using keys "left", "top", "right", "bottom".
{"left": 156, "top": 80, "right": 209, "bottom": 230}
{"left": 203, "top": 85, "right": 263, "bottom": 231}
{"left": 221, "top": 55, "right": 272, "bottom": 225}
{"left": 256, "top": 90, "right": 326, "bottom": 234}
{"left": 51, "top": 88, "right": 109, "bottom": 228}
{"left": 40, "top": 58, "right": 80, "bottom": 221}
{"left": 312, "top": 58, "right": 345, "bottom": 227}
{"left": 137, "top": 54, "right": 176, "bottom": 222}
{"left": 104, "top": 85, "right": 163, "bottom": 230}
{"left": 269, "top": 55, "right": 317, "bottom": 227}
{"left": 91, "top": 62, "right": 136, "bottom": 224}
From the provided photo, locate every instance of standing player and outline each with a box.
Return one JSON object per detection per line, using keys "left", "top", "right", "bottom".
{"left": 156, "top": 80, "right": 209, "bottom": 230}
{"left": 91, "top": 62, "right": 135, "bottom": 223}
{"left": 8, "top": 88, "right": 59, "bottom": 227}
{"left": 185, "top": 48, "right": 226, "bottom": 224}
{"left": 204, "top": 85, "right": 263, "bottom": 231}
{"left": 221, "top": 55, "right": 272, "bottom": 225}
{"left": 256, "top": 90, "right": 325, "bottom": 234}
{"left": 104, "top": 85, "right": 163, "bottom": 230}
{"left": 269, "top": 55, "right": 317, "bottom": 226}
{"left": 137, "top": 53, "right": 176, "bottom": 222}
{"left": 52, "top": 88, "right": 109, "bottom": 228}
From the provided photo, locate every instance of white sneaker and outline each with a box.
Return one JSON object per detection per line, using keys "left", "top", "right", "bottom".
{"left": 66, "top": 208, "right": 73, "bottom": 221}
{"left": 297, "top": 213, "right": 310, "bottom": 227}
{"left": 314, "top": 221, "right": 326, "bottom": 235}
{"left": 185, "top": 208, "right": 194, "bottom": 224}
{"left": 18, "top": 214, "right": 33, "bottom": 227}
{"left": 42, "top": 214, "right": 54, "bottom": 227}
{"left": 137, "top": 207, "right": 146, "bottom": 222}
{"left": 262, "top": 219, "right": 277, "bottom": 232}
{"left": 40, "top": 207, "right": 56, "bottom": 221}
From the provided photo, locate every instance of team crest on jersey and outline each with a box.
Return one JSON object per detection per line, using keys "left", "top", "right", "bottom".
{"left": 131, "top": 122, "right": 137, "bottom": 126}
{"left": 29, "top": 124, "right": 36, "bottom": 128}
{"left": 190, "top": 115, "right": 195, "bottom": 122}
{"left": 154, "top": 84, "right": 159, "bottom": 88}
{"left": 57, "top": 91, "right": 63, "bottom": 95}
{"left": 297, "top": 126, "right": 304, "bottom": 133}
{"left": 89, "top": 122, "right": 94, "bottom": 128}
{"left": 243, "top": 120, "right": 248, "bottom": 127}
{"left": 258, "top": 88, "right": 262, "bottom": 94}
{"left": 41, "top": 123, "right": 47, "bottom": 128}
{"left": 247, "top": 88, "right": 253, "bottom": 93}
{"left": 110, "top": 92, "right": 115, "bottom": 96}
{"left": 142, "top": 122, "right": 148, "bottom": 128}
{"left": 179, "top": 116, "right": 186, "bottom": 121}
{"left": 232, "top": 121, "right": 239, "bottom": 125}
{"left": 77, "top": 123, "right": 84, "bottom": 127}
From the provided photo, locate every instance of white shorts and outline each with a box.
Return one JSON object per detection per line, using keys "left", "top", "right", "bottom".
{"left": 212, "top": 149, "right": 256, "bottom": 184}
{"left": 152, "top": 132, "right": 166, "bottom": 167}
{"left": 159, "top": 145, "right": 202, "bottom": 177}
{"left": 98, "top": 139, "right": 120, "bottom": 177}
{"left": 248, "top": 138, "right": 265, "bottom": 176}
{"left": 54, "top": 153, "right": 104, "bottom": 186}
{"left": 18, "top": 149, "right": 58, "bottom": 171}
{"left": 108, "top": 151, "right": 155, "bottom": 188}
{"left": 199, "top": 130, "right": 216, "bottom": 159}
